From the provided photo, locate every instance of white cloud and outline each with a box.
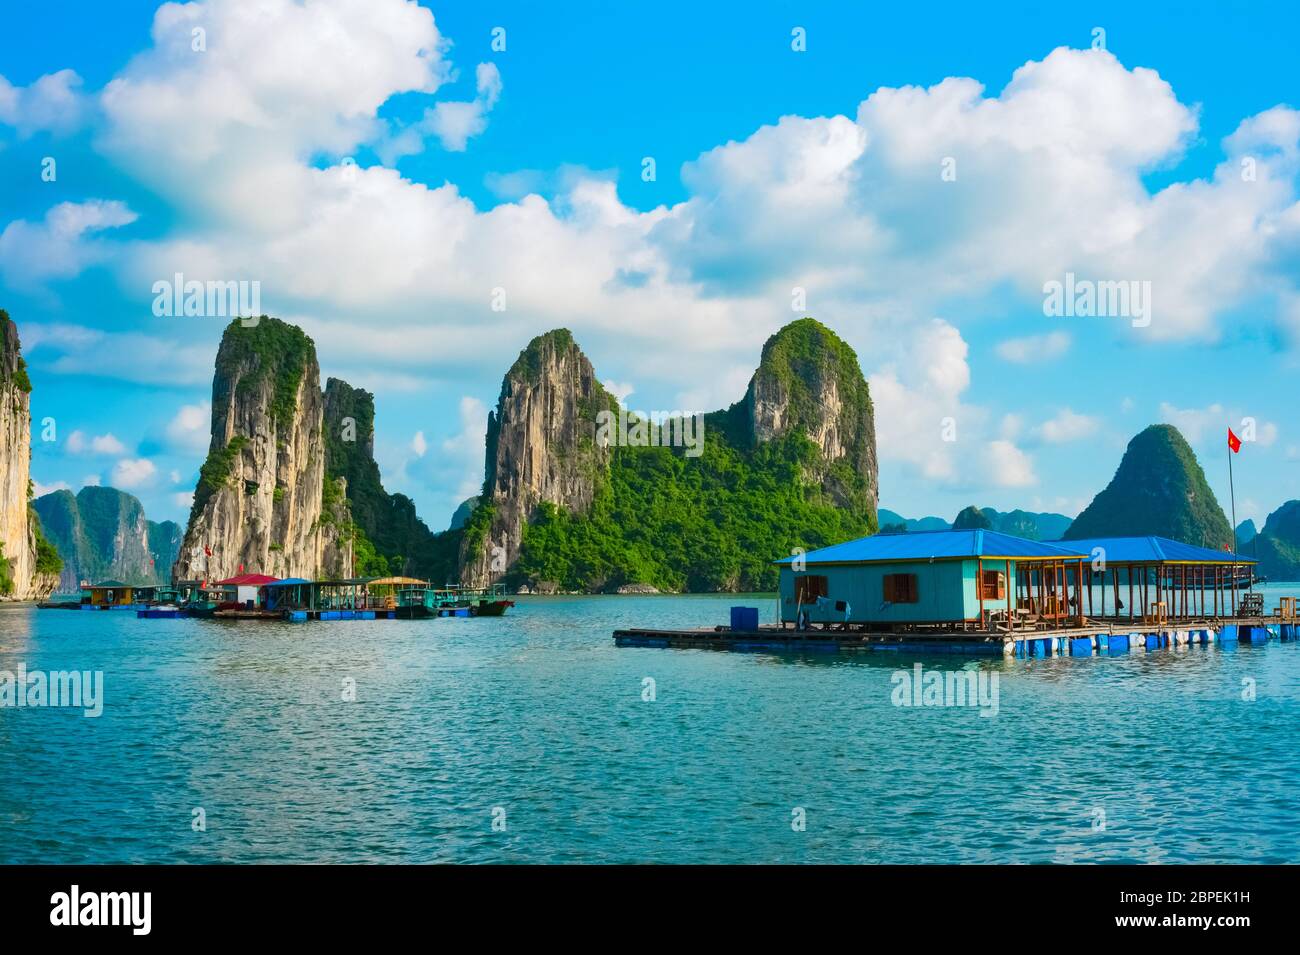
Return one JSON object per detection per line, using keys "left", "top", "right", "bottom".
{"left": 1158, "top": 402, "right": 1278, "bottom": 450}
{"left": 603, "top": 380, "right": 635, "bottom": 406}
{"left": 1035, "top": 408, "right": 1100, "bottom": 443}
{"left": 0, "top": 69, "right": 88, "bottom": 136}
{"left": 99, "top": 0, "right": 451, "bottom": 215}
{"left": 32, "top": 479, "right": 72, "bottom": 497}
{"left": 165, "top": 401, "right": 212, "bottom": 453}
{"left": 995, "top": 331, "right": 1072, "bottom": 363}
{"left": 984, "top": 440, "right": 1037, "bottom": 488}
{"left": 77, "top": 38, "right": 1300, "bottom": 429}
{"left": 439, "top": 397, "right": 488, "bottom": 500}
{"left": 111, "top": 457, "right": 157, "bottom": 489}
{"left": 0, "top": 200, "right": 137, "bottom": 288}
{"left": 82, "top": 473, "right": 101, "bottom": 487}
{"left": 91, "top": 433, "right": 127, "bottom": 455}
{"left": 869, "top": 318, "right": 1035, "bottom": 490}
{"left": 64, "top": 429, "right": 126, "bottom": 455}
{"left": 423, "top": 62, "right": 502, "bottom": 153}
{"left": 410, "top": 430, "right": 428, "bottom": 457}
{"left": 172, "top": 491, "right": 194, "bottom": 510}
{"left": 23, "top": 323, "right": 214, "bottom": 387}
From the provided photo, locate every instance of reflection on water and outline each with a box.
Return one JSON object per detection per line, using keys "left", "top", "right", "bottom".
{"left": 0, "top": 592, "right": 1297, "bottom": 864}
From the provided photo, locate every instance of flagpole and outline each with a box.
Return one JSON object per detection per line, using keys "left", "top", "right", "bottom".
{"left": 1228, "top": 435, "right": 1237, "bottom": 555}
{"left": 1227, "top": 427, "right": 1240, "bottom": 604}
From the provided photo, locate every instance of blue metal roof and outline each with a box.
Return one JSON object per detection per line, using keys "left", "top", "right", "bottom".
{"left": 774, "top": 529, "right": 1090, "bottom": 565}
{"left": 1050, "top": 536, "right": 1256, "bottom": 564}
{"left": 262, "top": 577, "right": 312, "bottom": 587}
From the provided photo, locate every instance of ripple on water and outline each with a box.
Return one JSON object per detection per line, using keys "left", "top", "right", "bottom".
{"left": 1, "top": 595, "right": 1298, "bottom": 863}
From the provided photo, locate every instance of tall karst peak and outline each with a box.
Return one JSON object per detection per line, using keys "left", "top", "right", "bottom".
{"left": 1063, "top": 423, "right": 1233, "bottom": 548}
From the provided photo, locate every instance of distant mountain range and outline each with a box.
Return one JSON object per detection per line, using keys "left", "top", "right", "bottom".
{"left": 879, "top": 506, "right": 1073, "bottom": 541}
{"left": 32, "top": 486, "right": 181, "bottom": 593}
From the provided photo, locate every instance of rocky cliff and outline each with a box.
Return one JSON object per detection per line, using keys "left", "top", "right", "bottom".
{"left": 0, "top": 311, "right": 59, "bottom": 600}
{"left": 33, "top": 486, "right": 165, "bottom": 592}
{"left": 322, "top": 377, "right": 445, "bottom": 577}
{"left": 175, "top": 318, "right": 350, "bottom": 581}
{"left": 148, "top": 519, "right": 183, "bottom": 577}
{"left": 463, "top": 318, "right": 879, "bottom": 592}
{"left": 738, "top": 318, "right": 878, "bottom": 509}
{"left": 1063, "top": 424, "right": 1233, "bottom": 548}
{"left": 459, "top": 329, "right": 615, "bottom": 587}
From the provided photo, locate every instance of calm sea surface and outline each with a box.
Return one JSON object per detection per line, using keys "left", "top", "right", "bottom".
{"left": 2, "top": 587, "right": 1298, "bottom": 864}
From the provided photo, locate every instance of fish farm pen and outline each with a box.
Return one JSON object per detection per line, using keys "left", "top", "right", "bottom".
{"left": 614, "top": 530, "right": 1295, "bottom": 656}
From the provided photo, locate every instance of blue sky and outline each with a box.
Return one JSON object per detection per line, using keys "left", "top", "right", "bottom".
{"left": 2, "top": 0, "right": 1298, "bottom": 532}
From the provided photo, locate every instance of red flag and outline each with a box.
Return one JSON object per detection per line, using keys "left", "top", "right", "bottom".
{"left": 1227, "top": 428, "right": 1242, "bottom": 454}
{"left": 204, "top": 545, "right": 213, "bottom": 557}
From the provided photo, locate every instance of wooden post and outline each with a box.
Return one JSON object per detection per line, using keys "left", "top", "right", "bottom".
{"left": 978, "top": 558, "right": 985, "bottom": 629}
{"left": 1086, "top": 560, "right": 1093, "bottom": 617}
{"left": 1006, "top": 558, "right": 1012, "bottom": 631}
{"left": 1129, "top": 567, "right": 1134, "bottom": 621}
{"left": 1076, "top": 559, "right": 1085, "bottom": 624}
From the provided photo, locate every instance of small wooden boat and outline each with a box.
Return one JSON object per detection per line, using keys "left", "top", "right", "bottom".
{"left": 393, "top": 583, "right": 514, "bottom": 619}
{"left": 470, "top": 599, "right": 515, "bottom": 617}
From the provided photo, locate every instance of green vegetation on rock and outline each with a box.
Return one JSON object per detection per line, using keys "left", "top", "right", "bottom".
{"left": 1255, "top": 501, "right": 1300, "bottom": 581}
{"left": 32, "top": 510, "right": 63, "bottom": 575}
{"left": 321, "top": 377, "right": 452, "bottom": 579}
{"left": 190, "top": 435, "right": 249, "bottom": 523}
{"left": 498, "top": 319, "right": 878, "bottom": 593}
{"left": 33, "top": 486, "right": 164, "bottom": 590}
{"left": 514, "top": 429, "right": 875, "bottom": 593}
{"left": 0, "top": 542, "right": 13, "bottom": 595}
{"left": 0, "top": 310, "right": 32, "bottom": 393}
{"left": 214, "top": 317, "right": 314, "bottom": 434}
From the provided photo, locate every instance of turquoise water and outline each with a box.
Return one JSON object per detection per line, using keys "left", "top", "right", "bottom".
{"left": 2, "top": 588, "right": 1299, "bottom": 864}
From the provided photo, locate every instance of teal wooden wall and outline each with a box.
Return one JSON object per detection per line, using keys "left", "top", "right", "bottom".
{"left": 779, "top": 560, "right": 1021, "bottom": 624}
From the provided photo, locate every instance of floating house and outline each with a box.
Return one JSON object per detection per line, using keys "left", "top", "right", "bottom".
{"left": 774, "top": 530, "right": 1092, "bottom": 630}
{"left": 215, "top": 573, "right": 280, "bottom": 609}
{"left": 81, "top": 580, "right": 147, "bottom": 610}
{"left": 1056, "top": 536, "right": 1257, "bottom": 622}
{"left": 259, "top": 578, "right": 314, "bottom": 613}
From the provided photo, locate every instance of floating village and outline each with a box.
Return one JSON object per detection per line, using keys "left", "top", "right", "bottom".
{"left": 615, "top": 529, "right": 1299, "bottom": 657}
{"left": 39, "top": 575, "right": 514, "bottom": 621}
{"left": 37, "top": 526, "right": 1300, "bottom": 661}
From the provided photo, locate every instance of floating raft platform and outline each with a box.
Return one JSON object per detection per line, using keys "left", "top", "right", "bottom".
{"left": 614, "top": 618, "right": 1294, "bottom": 656}
{"left": 137, "top": 607, "right": 184, "bottom": 619}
